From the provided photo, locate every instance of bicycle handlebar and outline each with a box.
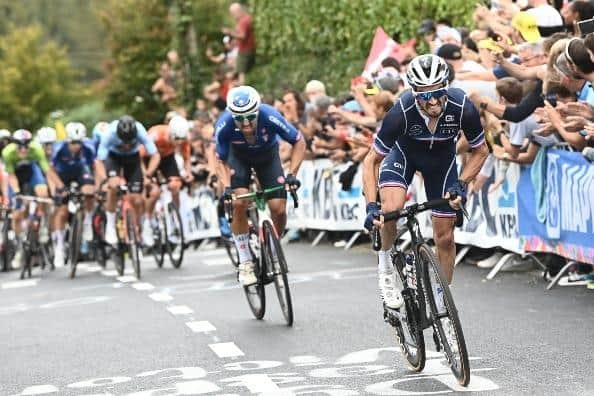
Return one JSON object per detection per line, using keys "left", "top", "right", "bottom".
{"left": 224, "top": 184, "right": 300, "bottom": 224}
{"left": 371, "top": 194, "right": 468, "bottom": 252}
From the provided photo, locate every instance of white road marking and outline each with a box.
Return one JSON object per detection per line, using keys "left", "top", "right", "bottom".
{"left": 117, "top": 275, "right": 137, "bottom": 283}
{"left": 20, "top": 384, "right": 59, "bottom": 394}
{"left": 84, "top": 264, "right": 103, "bottom": 273}
{"left": 203, "top": 258, "right": 231, "bottom": 266}
{"left": 101, "top": 269, "right": 118, "bottom": 277}
{"left": 148, "top": 292, "right": 173, "bottom": 302}
{"left": 167, "top": 305, "right": 193, "bottom": 315}
{"left": 185, "top": 320, "right": 216, "bottom": 333}
{"left": 208, "top": 342, "right": 245, "bottom": 358}
{"left": 195, "top": 248, "right": 228, "bottom": 257}
{"left": 220, "top": 374, "right": 280, "bottom": 393}
{"left": 132, "top": 282, "right": 154, "bottom": 291}
{"left": 1, "top": 279, "right": 38, "bottom": 289}
{"left": 289, "top": 355, "right": 324, "bottom": 366}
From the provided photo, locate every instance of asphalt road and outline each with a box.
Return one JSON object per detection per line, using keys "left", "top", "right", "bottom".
{"left": 1, "top": 241, "right": 593, "bottom": 395}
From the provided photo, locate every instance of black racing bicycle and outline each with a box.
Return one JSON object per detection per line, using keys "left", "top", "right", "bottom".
{"left": 64, "top": 182, "right": 95, "bottom": 278}
{"left": 0, "top": 206, "right": 15, "bottom": 272}
{"left": 372, "top": 197, "right": 470, "bottom": 386}
{"left": 18, "top": 196, "right": 54, "bottom": 279}
{"left": 225, "top": 184, "right": 298, "bottom": 326}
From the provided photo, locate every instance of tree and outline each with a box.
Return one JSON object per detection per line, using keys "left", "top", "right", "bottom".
{"left": 100, "top": 0, "right": 172, "bottom": 126}
{"left": 0, "top": 25, "right": 80, "bottom": 130}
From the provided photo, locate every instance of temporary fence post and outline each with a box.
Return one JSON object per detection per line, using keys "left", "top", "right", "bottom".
{"left": 486, "top": 252, "right": 516, "bottom": 280}
{"left": 311, "top": 231, "right": 326, "bottom": 247}
{"left": 344, "top": 232, "right": 362, "bottom": 250}
{"left": 454, "top": 245, "right": 471, "bottom": 267}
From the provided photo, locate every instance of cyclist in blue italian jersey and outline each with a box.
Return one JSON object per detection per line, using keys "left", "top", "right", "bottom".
{"left": 50, "top": 122, "right": 97, "bottom": 268}
{"left": 95, "top": 115, "right": 160, "bottom": 246}
{"left": 362, "top": 54, "right": 489, "bottom": 310}
{"left": 215, "top": 85, "right": 306, "bottom": 285}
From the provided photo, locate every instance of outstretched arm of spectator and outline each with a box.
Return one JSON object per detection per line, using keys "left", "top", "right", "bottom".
{"left": 456, "top": 70, "right": 497, "bottom": 82}
{"left": 502, "top": 80, "right": 545, "bottom": 122}
{"left": 492, "top": 52, "right": 544, "bottom": 81}
{"left": 540, "top": 100, "right": 587, "bottom": 150}
{"left": 328, "top": 106, "right": 377, "bottom": 129}
{"left": 468, "top": 92, "right": 506, "bottom": 119}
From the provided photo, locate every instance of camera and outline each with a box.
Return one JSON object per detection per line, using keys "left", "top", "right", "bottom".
{"left": 577, "top": 18, "right": 594, "bottom": 36}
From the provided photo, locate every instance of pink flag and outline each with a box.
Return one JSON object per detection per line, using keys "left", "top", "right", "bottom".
{"left": 362, "top": 27, "right": 415, "bottom": 80}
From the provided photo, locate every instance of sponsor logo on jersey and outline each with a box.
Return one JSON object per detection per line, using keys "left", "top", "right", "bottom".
{"left": 393, "top": 162, "right": 403, "bottom": 170}
{"left": 268, "top": 115, "right": 290, "bottom": 133}
{"left": 445, "top": 115, "right": 455, "bottom": 122}
{"left": 409, "top": 124, "right": 423, "bottom": 136}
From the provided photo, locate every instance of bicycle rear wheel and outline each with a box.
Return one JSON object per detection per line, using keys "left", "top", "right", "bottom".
{"left": 165, "top": 203, "right": 184, "bottom": 268}
{"left": 69, "top": 212, "right": 84, "bottom": 278}
{"left": 263, "top": 220, "right": 293, "bottom": 326}
{"left": 126, "top": 208, "right": 141, "bottom": 279}
{"left": 1, "top": 212, "right": 11, "bottom": 272}
{"left": 388, "top": 251, "right": 426, "bottom": 372}
{"left": 419, "top": 243, "right": 470, "bottom": 386}
{"left": 92, "top": 208, "right": 107, "bottom": 268}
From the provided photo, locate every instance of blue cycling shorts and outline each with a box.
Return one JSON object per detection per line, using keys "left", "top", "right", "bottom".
{"left": 378, "top": 137, "right": 457, "bottom": 218}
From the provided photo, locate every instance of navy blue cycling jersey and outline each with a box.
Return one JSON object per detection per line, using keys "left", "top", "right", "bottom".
{"left": 215, "top": 104, "right": 301, "bottom": 161}
{"left": 374, "top": 87, "right": 484, "bottom": 156}
{"left": 51, "top": 139, "right": 96, "bottom": 175}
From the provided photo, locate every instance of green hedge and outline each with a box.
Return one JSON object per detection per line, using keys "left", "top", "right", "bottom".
{"left": 249, "top": 0, "right": 476, "bottom": 96}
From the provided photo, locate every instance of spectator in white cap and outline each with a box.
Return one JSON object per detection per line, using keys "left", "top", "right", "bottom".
{"left": 304, "top": 80, "right": 327, "bottom": 112}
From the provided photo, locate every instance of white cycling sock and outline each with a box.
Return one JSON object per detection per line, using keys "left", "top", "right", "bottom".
{"left": 106, "top": 211, "right": 116, "bottom": 228}
{"left": 377, "top": 250, "right": 393, "bottom": 273}
{"left": 53, "top": 230, "right": 65, "bottom": 249}
{"left": 233, "top": 233, "right": 252, "bottom": 263}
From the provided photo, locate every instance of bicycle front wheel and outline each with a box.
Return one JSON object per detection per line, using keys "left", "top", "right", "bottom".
{"left": 419, "top": 243, "right": 470, "bottom": 386}
{"left": 152, "top": 213, "right": 165, "bottom": 268}
{"left": 126, "top": 208, "right": 141, "bottom": 279}
{"left": 243, "top": 226, "right": 265, "bottom": 319}
{"left": 69, "top": 212, "right": 84, "bottom": 279}
{"left": 0, "top": 212, "right": 11, "bottom": 272}
{"left": 165, "top": 203, "right": 184, "bottom": 268}
{"left": 389, "top": 252, "right": 425, "bottom": 372}
{"left": 263, "top": 220, "right": 293, "bottom": 326}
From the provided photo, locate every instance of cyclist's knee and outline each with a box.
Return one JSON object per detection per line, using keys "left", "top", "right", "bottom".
{"left": 232, "top": 199, "right": 249, "bottom": 213}
{"left": 130, "top": 194, "right": 144, "bottom": 208}
{"left": 433, "top": 227, "right": 454, "bottom": 249}
{"left": 168, "top": 179, "right": 181, "bottom": 193}
{"left": 107, "top": 177, "right": 120, "bottom": 190}
{"left": 34, "top": 185, "right": 49, "bottom": 198}
{"left": 148, "top": 185, "right": 160, "bottom": 200}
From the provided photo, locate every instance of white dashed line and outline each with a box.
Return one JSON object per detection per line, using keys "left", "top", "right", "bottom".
{"left": 116, "top": 275, "right": 138, "bottom": 283}
{"left": 186, "top": 320, "right": 216, "bottom": 333}
{"left": 195, "top": 248, "right": 227, "bottom": 257}
{"left": 208, "top": 342, "right": 244, "bottom": 358}
{"left": 202, "top": 258, "right": 232, "bottom": 266}
{"left": 1, "top": 279, "right": 39, "bottom": 289}
{"left": 148, "top": 292, "right": 173, "bottom": 302}
{"left": 20, "top": 384, "right": 60, "bottom": 395}
{"left": 101, "top": 269, "right": 119, "bottom": 277}
{"left": 84, "top": 264, "right": 103, "bottom": 273}
{"left": 167, "top": 305, "right": 193, "bottom": 315}
{"left": 132, "top": 282, "right": 155, "bottom": 291}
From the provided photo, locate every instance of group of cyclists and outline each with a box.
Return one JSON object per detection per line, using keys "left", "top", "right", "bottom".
{"left": 1, "top": 53, "right": 484, "bottom": 321}
{"left": 0, "top": 113, "right": 196, "bottom": 271}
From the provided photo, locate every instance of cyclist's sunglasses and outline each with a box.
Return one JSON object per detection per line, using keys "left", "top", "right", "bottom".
{"left": 232, "top": 113, "right": 258, "bottom": 123}
{"left": 413, "top": 88, "right": 448, "bottom": 101}
{"left": 68, "top": 140, "right": 82, "bottom": 145}
{"left": 17, "top": 142, "right": 30, "bottom": 150}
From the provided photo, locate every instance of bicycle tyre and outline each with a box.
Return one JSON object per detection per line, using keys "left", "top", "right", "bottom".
{"left": 165, "top": 202, "right": 184, "bottom": 269}
{"left": 152, "top": 212, "right": 165, "bottom": 268}
{"left": 263, "top": 220, "right": 293, "bottom": 326}
{"left": 69, "top": 212, "right": 84, "bottom": 279}
{"left": 243, "top": 226, "right": 265, "bottom": 319}
{"left": 126, "top": 208, "right": 141, "bottom": 279}
{"left": 92, "top": 209, "right": 107, "bottom": 268}
{"left": 1, "top": 212, "right": 11, "bottom": 272}
{"left": 223, "top": 236, "right": 240, "bottom": 268}
{"left": 389, "top": 251, "right": 426, "bottom": 372}
{"left": 419, "top": 243, "right": 470, "bottom": 386}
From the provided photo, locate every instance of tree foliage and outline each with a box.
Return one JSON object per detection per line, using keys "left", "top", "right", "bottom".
{"left": 250, "top": 0, "right": 476, "bottom": 95}
{"left": 0, "top": 25, "right": 80, "bottom": 130}
{"left": 0, "top": 0, "right": 109, "bottom": 81}
{"left": 100, "top": 0, "right": 173, "bottom": 126}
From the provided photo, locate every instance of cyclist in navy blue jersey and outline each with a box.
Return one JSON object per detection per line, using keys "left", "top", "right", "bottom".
{"left": 362, "top": 54, "right": 489, "bottom": 310}
{"left": 215, "top": 85, "right": 305, "bottom": 285}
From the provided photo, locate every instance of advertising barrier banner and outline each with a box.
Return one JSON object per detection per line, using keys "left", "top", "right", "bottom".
{"left": 517, "top": 149, "right": 594, "bottom": 264}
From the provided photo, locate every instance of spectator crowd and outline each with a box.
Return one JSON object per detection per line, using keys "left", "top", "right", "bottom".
{"left": 155, "top": 0, "right": 594, "bottom": 284}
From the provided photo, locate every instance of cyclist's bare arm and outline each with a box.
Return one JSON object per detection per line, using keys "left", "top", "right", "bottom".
{"left": 362, "top": 149, "right": 383, "bottom": 204}
{"left": 287, "top": 138, "right": 306, "bottom": 175}
{"left": 8, "top": 173, "right": 20, "bottom": 195}
{"left": 215, "top": 159, "right": 232, "bottom": 187}
{"left": 459, "top": 143, "right": 489, "bottom": 184}
{"left": 145, "top": 153, "right": 161, "bottom": 177}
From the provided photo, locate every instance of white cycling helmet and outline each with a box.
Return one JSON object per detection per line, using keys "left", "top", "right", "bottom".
{"left": 37, "top": 127, "right": 57, "bottom": 144}
{"left": 65, "top": 122, "right": 87, "bottom": 141}
{"left": 168, "top": 115, "right": 189, "bottom": 140}
{"left": 406, "top": 54, "right": 449, "bottom": 90}
{"left": 226, "top": 85, "right": 261, "bottom": 117}
{"left": 0, "top": 129, "right": 11, "bottom": 139}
